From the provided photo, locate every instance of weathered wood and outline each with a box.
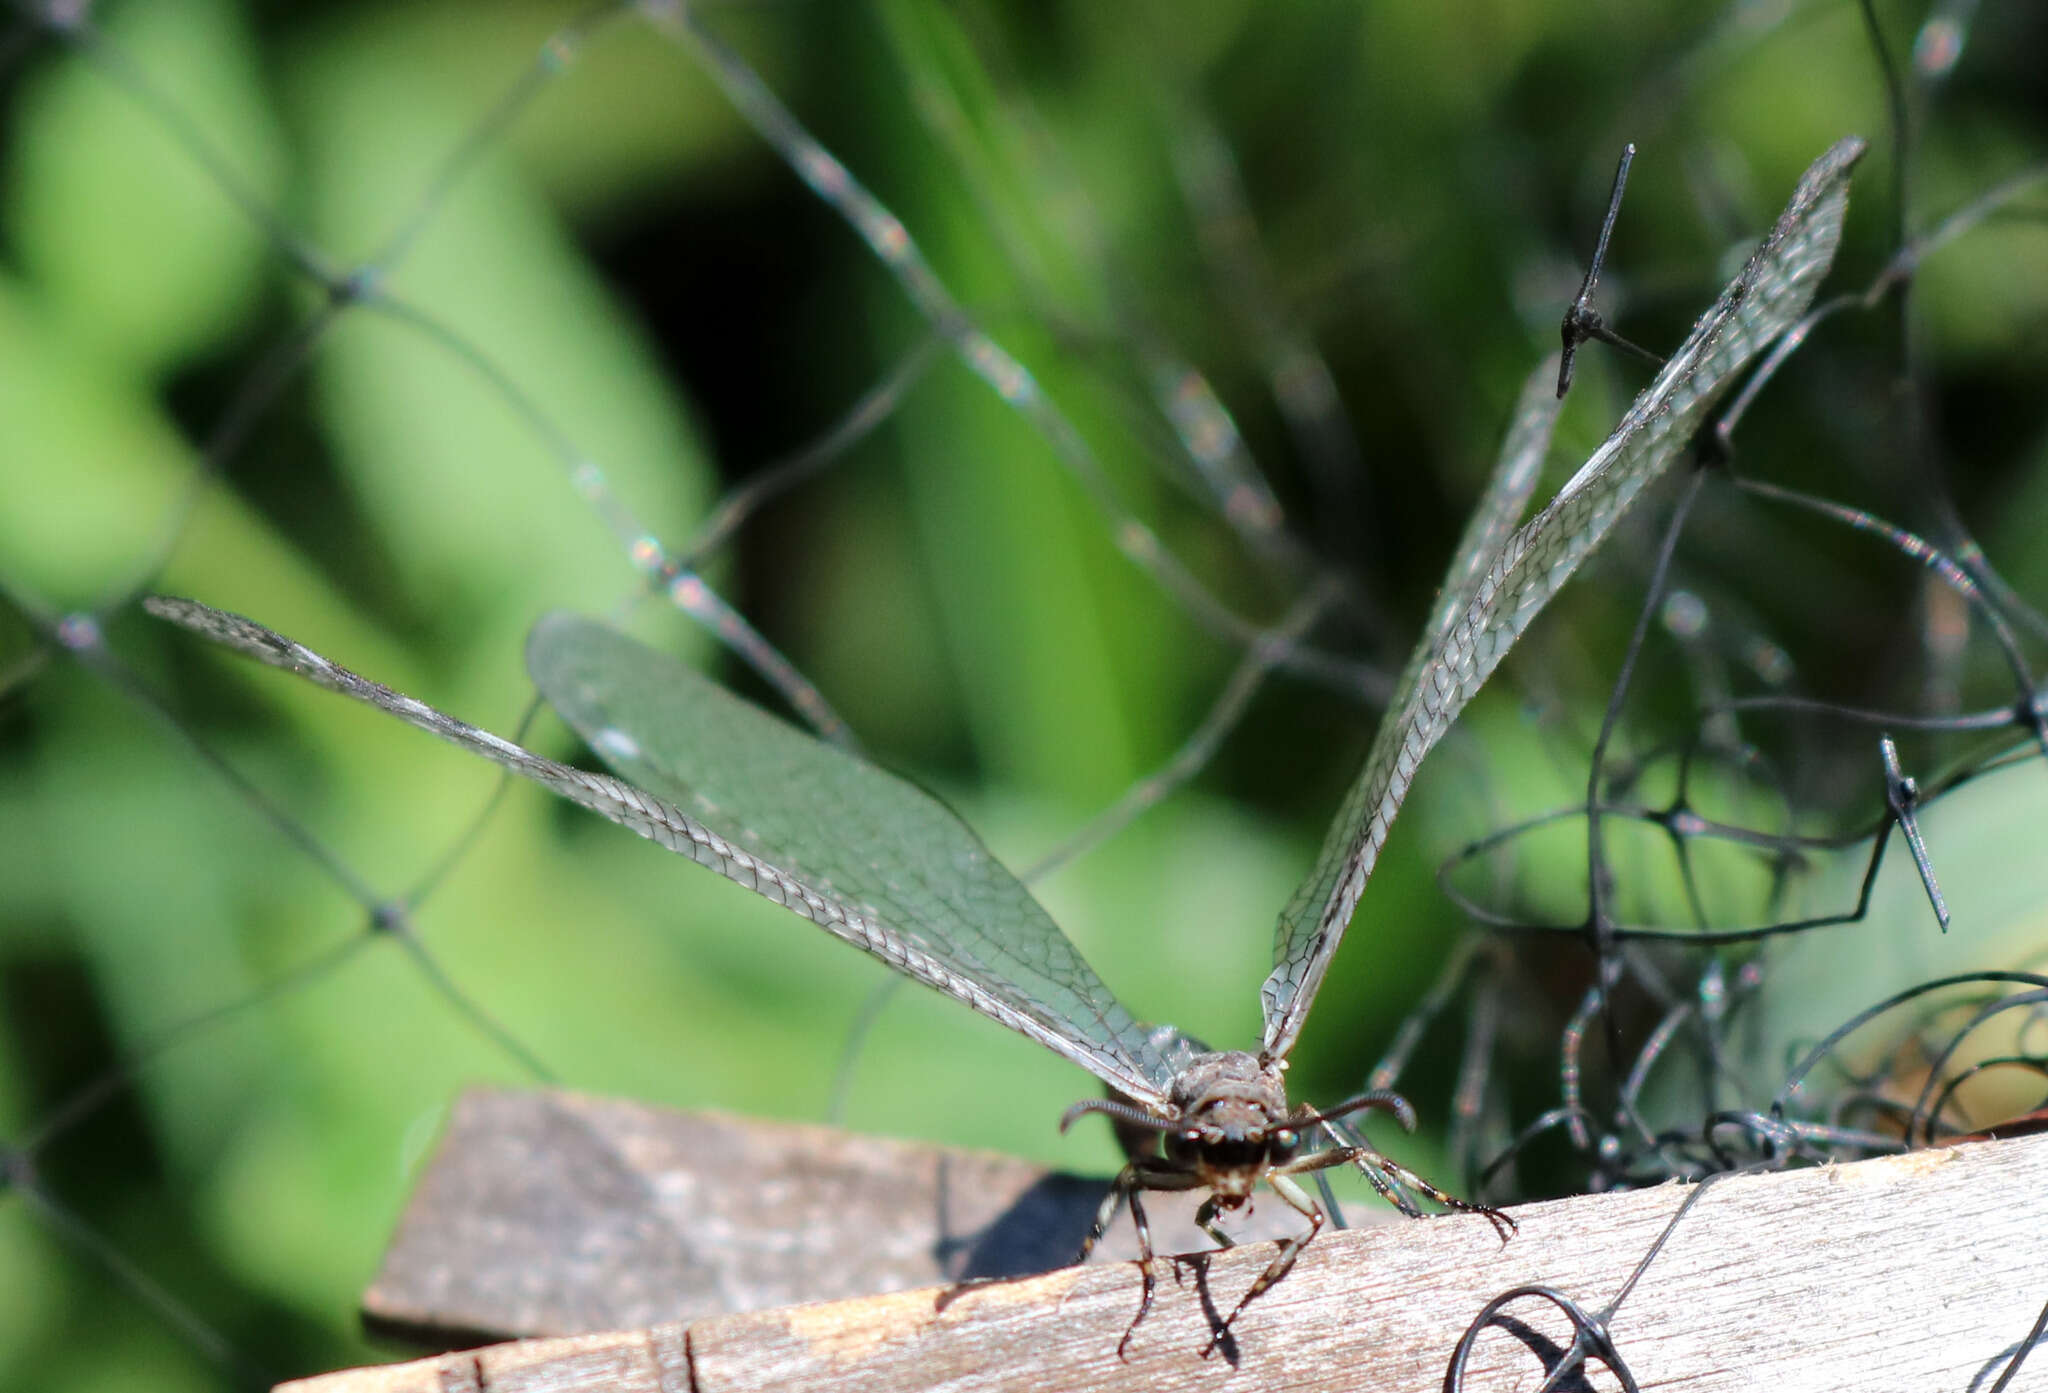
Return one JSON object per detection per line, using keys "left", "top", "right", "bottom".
{"left": 365, "top": 1087, "right": 1315, "bottom": 1345}
{"left": 293, "top": 1128, "right": 2048, "bottom": 1392}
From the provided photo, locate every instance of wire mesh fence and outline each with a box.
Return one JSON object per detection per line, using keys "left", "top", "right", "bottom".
{"left": 1, "top": 1, "right": 2044, "bottom": 1388}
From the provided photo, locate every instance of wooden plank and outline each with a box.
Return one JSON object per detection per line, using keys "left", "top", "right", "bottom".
{"left": 287, "top": 1130, "right": 2048, "bottom": 1392}
{"left": 364, "top": 1087, "right": 1316, "bottom": 1345}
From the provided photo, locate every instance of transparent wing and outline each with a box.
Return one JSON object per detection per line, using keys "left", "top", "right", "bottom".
{"left": 144, "top": 596, "right": 1175, "bottom": 1107}
{"left": 1260, "top": 137, "right": 1866, "bottom": 1058}
{"left": 1421, "top": 354, "right": 1564, "bottom": 653}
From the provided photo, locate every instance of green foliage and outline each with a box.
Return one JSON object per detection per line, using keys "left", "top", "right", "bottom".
{"left": 0, "top": 1, "right": 2042, "bottom": 1388}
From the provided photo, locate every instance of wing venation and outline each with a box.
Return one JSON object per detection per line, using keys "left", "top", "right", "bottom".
{"left": 1260, "top": 138, "right": 1866, "bottom": 1058}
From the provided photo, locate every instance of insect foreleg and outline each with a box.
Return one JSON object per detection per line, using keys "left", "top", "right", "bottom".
{"left": 1202, "top": 1173, "right": 1324, "bottom": 1358}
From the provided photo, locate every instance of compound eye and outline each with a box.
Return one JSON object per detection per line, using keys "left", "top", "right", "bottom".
{"left": 1271, "top": 1128, "right": 1299, "bottom": 1161}
{"left": 1182, "top": 1128, "right": 1203, "bottom": 1145}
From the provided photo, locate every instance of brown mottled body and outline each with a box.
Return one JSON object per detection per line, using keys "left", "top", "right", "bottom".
{"left": 1066, "top": 1046, "right": 1508, "bottom": 1356}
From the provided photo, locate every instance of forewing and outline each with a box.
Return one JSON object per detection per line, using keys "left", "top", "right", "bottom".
{"left": 525, "top": 613, "right": 1177, "bottom": 1102}
{"left": 1422, "top": 355, "right": 1565, "bottom": 652}
{"left": 144, "top": 596, "right": 1172, "bottom": 1106}
{"left": 1261, "top": 138, "right": 1866, "bottom": 1058}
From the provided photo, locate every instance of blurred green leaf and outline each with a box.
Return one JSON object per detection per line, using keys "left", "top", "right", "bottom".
{"left": 5, "top": 0, "right": 281, "bottom": 376}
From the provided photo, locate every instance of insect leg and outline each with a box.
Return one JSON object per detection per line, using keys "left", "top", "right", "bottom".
{"left": 1276, "top": 1139, "right": 1516, "bottom": 1239}
{"left": 1101, "top": 1161, "right": 1202, "bottom": 1360}
{"left": 1117, "top": 1182, "right": 1156, "bottom": 1360}
{"left": 1374, "top": 1154, "right": 1518, "bottom": 1242}
{"left": 1075, "top": 1163, "right": 1135, "bottom": 1266}
{"left": 1202, "top": 1173, "right": 1323, "bottom": 1357}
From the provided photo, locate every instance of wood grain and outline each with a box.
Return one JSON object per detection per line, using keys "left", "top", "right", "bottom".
{"left": 288, "top": 1117, "right": 2048, "bottom": 1392}
{"left": 364, "top": 1087, "right": 1315, "bottom": 1345}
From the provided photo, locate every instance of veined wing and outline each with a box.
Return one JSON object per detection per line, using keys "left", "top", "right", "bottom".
{"left": 1421, "top": 355, "right": 1564, "bottom": 653}
{"left": 1347, "top": 357, "right": 1563, "bottom": 944}
{"left": 144, "top": 596, "right": 1176, "bottom": 1107}
{"left": 527, "top": 614, "right": 1178, "bottom": 1102}
{"left": 1261, "top": 137, "right": 1866, "bottom": 1059}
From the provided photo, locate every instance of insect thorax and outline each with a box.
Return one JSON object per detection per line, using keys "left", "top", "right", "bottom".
{"left": 1162, "top": 1050, "right": 1297, "bottom": 1199}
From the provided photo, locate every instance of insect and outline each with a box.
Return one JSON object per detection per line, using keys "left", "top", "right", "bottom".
{"left": 147, "top": 136, "right": 1861, "bottom": 1354}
